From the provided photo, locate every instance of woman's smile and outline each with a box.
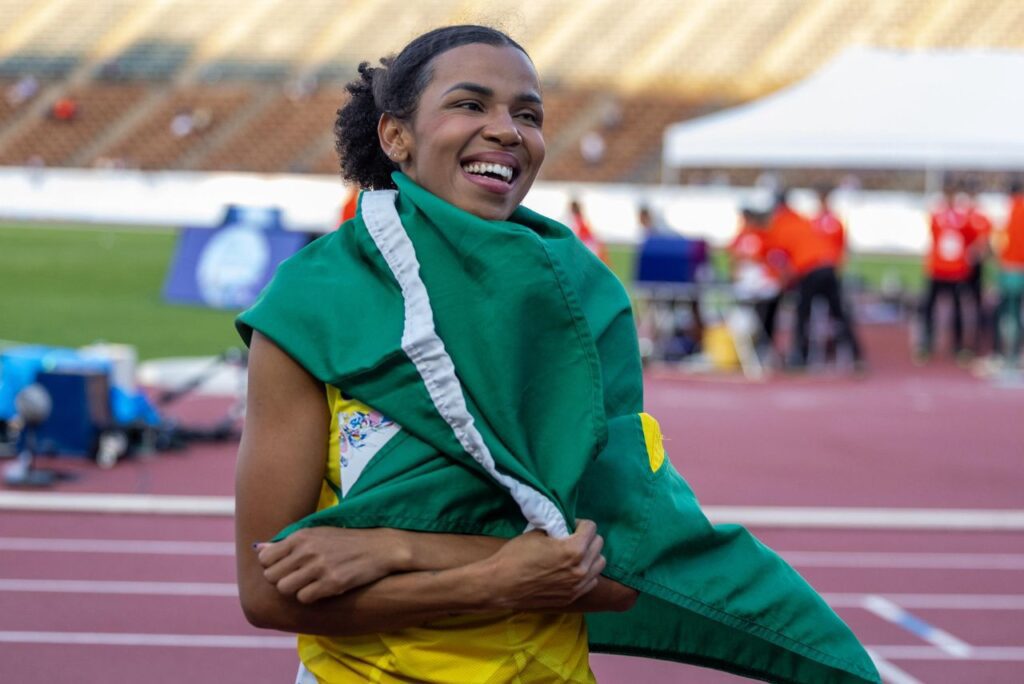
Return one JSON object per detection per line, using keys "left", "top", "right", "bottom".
{"left": 459, "top": 151, "right": 521, "bottom": 195}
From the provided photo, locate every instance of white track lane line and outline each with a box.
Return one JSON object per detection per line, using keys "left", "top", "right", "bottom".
{"left": 869, "top": 645, "right": 1024, "bottom": 661}
{"left": 706, "top": 506, "right": 1024, "bottom": 530}
{"left": 3, "top": 492, "right": 1024, "bottom": 530}
{"left": 0, "top": 537, "right": 233, "bottom": 555}
{"left": 5, "top": 578, "right": 1024, "bottom": 614}
{"left": 0, "top": 492, "right": 233, "bottom": 515}
{"left": 865, "top": 649, "right": 923, "bottom": 684}
{"left": 862, "top": 595, "right": 973, "bottom": 658}
{"left": 0, "top": 631, "right": 294, "bottom": 648}
{"left": 0, "top": 579, "right": 237, "bottom": 596}
{"left": 6, "top": 537, "right": 1024, "bottom": 570}
{"left": 2, "top": 632, "right": 1023, "bottom": 660}
{"left": 782, "top": 551, "right": 1024, "bottom": 570}
{"left": 824, "top": 593, "right": 1024, "bottom": 609}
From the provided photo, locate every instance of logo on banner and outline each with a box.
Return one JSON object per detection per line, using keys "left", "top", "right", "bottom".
{"left": 196, "top": 226, "right": 270, "bottom": 308}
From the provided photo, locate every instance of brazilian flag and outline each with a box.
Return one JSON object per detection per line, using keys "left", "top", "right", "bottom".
{"left": 238, "top": 172, "right": 879, "bottom": 684}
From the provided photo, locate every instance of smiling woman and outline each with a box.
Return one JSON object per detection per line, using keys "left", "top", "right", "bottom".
{"left": 235, "top": 26, "right": 623, "bottom": 684}
{"left": 233, "top": 24, "right": 879, "bottom": 684}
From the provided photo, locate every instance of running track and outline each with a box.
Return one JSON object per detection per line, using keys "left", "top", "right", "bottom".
{"left": 2, "top": 324, "right": 1022, "bottom": 683}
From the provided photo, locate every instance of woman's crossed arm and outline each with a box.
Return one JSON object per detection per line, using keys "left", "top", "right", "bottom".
{"left": 235, "top": 332, "right": 636, "bottom": 636}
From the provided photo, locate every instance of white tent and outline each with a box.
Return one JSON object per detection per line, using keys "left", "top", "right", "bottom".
{"left": 662, "top": 49, "right": 1024, "bottom": 172}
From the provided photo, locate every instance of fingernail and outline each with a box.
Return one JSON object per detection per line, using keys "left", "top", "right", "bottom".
{"left": 252, "top": 542, "right": 263, "bottom": 550}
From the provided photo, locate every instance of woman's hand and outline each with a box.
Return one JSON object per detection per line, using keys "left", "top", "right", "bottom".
{"left": 482, "top": 519, "right": 607, "bottom": 612}
{"left": 257, "top": 527, "right": 410, "bottom": 604}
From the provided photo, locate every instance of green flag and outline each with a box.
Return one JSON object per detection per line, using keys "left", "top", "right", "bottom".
{"left": 237, "top": 172, "right": 880, "bottom": 684}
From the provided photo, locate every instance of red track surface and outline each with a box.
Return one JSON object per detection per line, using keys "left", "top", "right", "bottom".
{"left": 2, "top": 324, "right": 1022, "bottom": 682}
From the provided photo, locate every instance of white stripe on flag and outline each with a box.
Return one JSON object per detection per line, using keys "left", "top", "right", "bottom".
{"left": 360, "top": 190, "right": 569, "bottom": 538}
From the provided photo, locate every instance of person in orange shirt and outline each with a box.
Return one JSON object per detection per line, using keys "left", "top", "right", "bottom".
{"left": 992, "top": 179, "right": 1024, "bottom": 365}
{"left": 919, "top": 183, "right": 970, "bottom": 361}
{"left": 770, "top": 190, "right": 864, "bottom": 370}
{"left": 963, "top": 180, "right": 993, "bottom": 354}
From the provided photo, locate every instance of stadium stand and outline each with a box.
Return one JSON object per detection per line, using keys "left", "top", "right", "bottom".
{"left": 0, "top": 0, "right": 1022, "bottom": 182}
{"left": 1, "top": 78, "right": 42, "bottom": 123}
{"left": 99, "top": 41, "right": 192, "bottom": 82}
{"left": 0, "top": 83, "right": 147, "bottom": 166}
{"left": 197, "top": 1, "right": 342, "bottom": 83}
{"left": 198, "top": 87, "right": 347, "bottom": 173}
{"left": 0, "top": 0, "right": 133, "bottom": 79}
{"left": 94, "top": 85, "right": 255, "bottom": 170}
{"left": 307, "top": 143, "right": 342, "bottom": 176}
{"left": 541, "top": 95, "right": 703, "bottom": 184}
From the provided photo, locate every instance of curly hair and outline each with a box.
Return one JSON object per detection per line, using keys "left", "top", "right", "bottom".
{"left": 334, "top": 25, "right": 528, "bottom": 190}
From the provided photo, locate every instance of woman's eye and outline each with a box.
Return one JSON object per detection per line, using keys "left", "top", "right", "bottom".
{"left": 517, "top": 111, "right": 542, "bottom": 126}
{"left": 457, "top": 101, "right": 483, "bottom": 111}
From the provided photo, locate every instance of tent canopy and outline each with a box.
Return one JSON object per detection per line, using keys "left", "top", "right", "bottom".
{"left": 663, "top": 49, "right": 1024, "bottom": 171}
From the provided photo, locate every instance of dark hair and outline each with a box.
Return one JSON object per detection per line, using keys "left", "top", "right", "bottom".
{"left": 335, "top": 25, "right": 528, "bottom": 190}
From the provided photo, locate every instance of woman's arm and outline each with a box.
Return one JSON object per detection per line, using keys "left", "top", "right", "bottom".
{"left": 383, "top": 529, "right": 638, "bottom": 613}
{"left": 236, "top": 333, "right": 621, "bottom": 635}
{"left": 391, "top": 529, "right": 639, "bottom": 613}
{"left": 253, "top": 523, "right": 617, "bottom": 636}
{"left": 259, "top": 526, "right": 637, "bottom": 612}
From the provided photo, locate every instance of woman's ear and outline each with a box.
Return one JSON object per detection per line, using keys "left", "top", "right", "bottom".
{"left": 378, "top": 113, "right": 410, "bottom": 164}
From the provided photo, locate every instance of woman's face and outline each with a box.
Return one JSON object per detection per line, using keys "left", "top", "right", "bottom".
{"left": 387, "top": 43, "right": 545, "bottom": 221}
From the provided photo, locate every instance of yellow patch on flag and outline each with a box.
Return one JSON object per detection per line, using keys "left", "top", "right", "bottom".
{"left": 640, "top": 412, "right": 665, "bottom": 473}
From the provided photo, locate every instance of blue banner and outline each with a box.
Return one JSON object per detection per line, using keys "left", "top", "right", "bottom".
{"left": 162, "top": 205, "right": 308, "bottom": 309}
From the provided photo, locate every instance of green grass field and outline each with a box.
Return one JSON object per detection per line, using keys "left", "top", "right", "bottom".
{"left": 1, "top": 223, "right": 241, "bottom": 359}
{"left": 1, "top": 222, "right": 924, "bottom": 360}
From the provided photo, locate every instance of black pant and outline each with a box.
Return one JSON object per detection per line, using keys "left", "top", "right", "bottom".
{"left": 920, "top": 277, "right": 963, "bottom": 354}
{"left": 791, "top": 267, "right": 862, "bottom": 364}
{"left": 754, "top": 293, "right": 782, "bottom": 349}
{"left": 964, "top": 263, "right": 986, "bottom": 353}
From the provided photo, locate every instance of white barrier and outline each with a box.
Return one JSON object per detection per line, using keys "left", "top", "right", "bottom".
{"left": 0, "top": 166, "right": 1009, "bottom": 252}
{"left": 0, "top": 167, "right": 343, "bottom": 232}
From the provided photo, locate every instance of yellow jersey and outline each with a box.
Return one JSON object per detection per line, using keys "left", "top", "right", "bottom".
{"left": 295, "top": 385, "right": 595, "bottom": 683}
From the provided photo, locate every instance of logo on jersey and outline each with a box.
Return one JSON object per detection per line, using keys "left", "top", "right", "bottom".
{"left": 337, "top": 409, "right": 400, "bottom": 497}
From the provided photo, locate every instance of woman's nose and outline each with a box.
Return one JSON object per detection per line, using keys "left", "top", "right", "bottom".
{"left": 482, "top": 111, "right": 522, "bottom": 146}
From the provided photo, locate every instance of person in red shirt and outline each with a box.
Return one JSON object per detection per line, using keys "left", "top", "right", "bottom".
{"left": 812, "top": 185, "right": 846, "bottom": 271}
{"left": 919, "top": 183, "right": 970, "bottom": 361}
{"left": 770, "top": 189, "right": 863, "bottom": 370}
{"left": 729, "top": 207, "right": 782, "bottom": 357}
{"left": 339, "top": 187, "right": 360, "bottom": 223}
{"left": 992, "top": 179, "right": 1024, "bottom": 365}
{"left": 49, "top": 97, "right": 78, "bottom": 122}
{"left": 567, "top": 198, "right": 608, "bottom": 264}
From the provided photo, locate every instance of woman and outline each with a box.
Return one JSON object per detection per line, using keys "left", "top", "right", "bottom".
{"left": 236, "top": 25, "right": 878, "bottom": 684}
{"left": 236, "top": 26, "right": 635, "bottom": 683}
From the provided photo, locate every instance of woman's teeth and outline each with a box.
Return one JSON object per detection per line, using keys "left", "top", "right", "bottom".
{"left": 462, "top": 161, "right": 514, "bottom": 182}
